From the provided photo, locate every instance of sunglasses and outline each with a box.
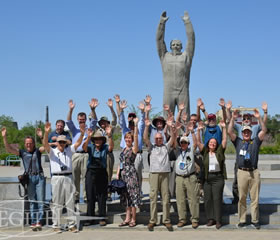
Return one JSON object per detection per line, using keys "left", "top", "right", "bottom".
{"left": 58, "top": 141, "right": 67, "bottom": 144}
{"left": 180, "top": 141, "right": 189, "bottom": 144}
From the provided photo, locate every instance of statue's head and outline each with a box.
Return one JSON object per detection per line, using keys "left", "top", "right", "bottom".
{"left": 170, "top": 39, "right": 182, "bottom": 54}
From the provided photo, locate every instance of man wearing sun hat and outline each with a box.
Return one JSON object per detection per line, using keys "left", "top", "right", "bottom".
{"left": 82, "top": 126, "right": 114, "bottom": 226}
{"left": 43, "top": 122, "right": 85, "bottom": 233}
{"left": 174, "top": 124, "right": 200, "bottom": 229}
{"left": 228, "top": 109, "right": 267, "bottom": 230}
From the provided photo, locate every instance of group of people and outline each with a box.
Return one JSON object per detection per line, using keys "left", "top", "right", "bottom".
{"left": 1, "top": 95, "right": 267, "bottom": 232}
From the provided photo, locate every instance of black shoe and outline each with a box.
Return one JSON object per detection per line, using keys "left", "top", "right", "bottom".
{"left": 163, "top": 223, "right": 173, "bottom": 231}
{"left": 251, "top": 222, "right": 260, "bottom": 230}
{"left": 147, "top": 223, "right": 155, "bottom": 231}
{"left": 237, "top": 222, "right": 246, "bottom": 228}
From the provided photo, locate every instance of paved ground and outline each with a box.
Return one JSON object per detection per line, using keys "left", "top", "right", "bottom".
{"left": 1, "top": 229, "right": 280, "bottom": 240}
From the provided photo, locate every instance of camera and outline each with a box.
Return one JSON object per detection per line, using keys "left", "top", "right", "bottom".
{"left": 60, "top": 165, "right": 67, "bottom": 171}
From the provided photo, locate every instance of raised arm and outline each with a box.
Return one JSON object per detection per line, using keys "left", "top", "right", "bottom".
{"left": 132, "top": 118, "right": 139, "bottom": 154}
{"left": 36, "top": 128, "right": 45, "bottom": 153}
{"left": 226, "top": 100, "right": 232, "bottom": 123}
{"left": 197, "top": 98, "right": 208, "bottom": 120}
{"left": 119, "top": 100, "right": 128, "bottom": 130}
{"left": 105, "top": 125, "right": 114, "bottom": 152}
{"left": 114, "top": 94, "right": 121, "bottom": 118}
{"left": 228, "top": 109, "right": 238, "bottom": 142}
{"left": 144, "top": 119, "right": 152, "bottom": 148}
{"left": 156, "top": 11, "right": 168, "bottom": 60}
{"left": 219, "top": 98, "right": 227, "bottom": 122}
{"left": 219, "top": 119, "right": 227, "bottom": 149}
{"left": 196, "top": 121, "right": 204, "bottom": 152}
{"left": 73, "top": 128, "right": 85, "bottom": 151}
{"left": 182, "top": 11, "right": 195, "bottom": 63}
{"left": 89, "top": 98, "right": 99, "bottom": 120}
{"left": 67, "top": 99, "right": 75, "bottom": 121}
{"left": 255, "top": 109, "right": 267, "bottom": 141}
{"left": 107, "top": 98, "right": 117, "bottom": 127}
{"left": 82, "top": 128, "right": 93, "bottom": 152}
{"left": 187, "top": 122, "right": 197, "bottom": 149}
{"left": 43, "top": 123, "right": 51, "bottom": 153}
{"left": 176, "top": 102, "right": 185, "bottom": 123}
{"left": 1, "top": 127, "right": 19, "bottom": 155}
{"left": 262, "top": 101, "right": 268, "bottom": 125}
{"left": 144, "top": 95, "right": 152, "bottom": 120}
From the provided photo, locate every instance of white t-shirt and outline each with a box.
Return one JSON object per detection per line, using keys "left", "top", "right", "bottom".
{"left": 209, "top": 152, "right": 221, "bottom": 172}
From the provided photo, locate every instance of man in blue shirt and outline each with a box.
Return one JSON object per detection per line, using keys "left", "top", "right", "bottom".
{"left": 48, "top": 120, "right": 72, "bottom": 148}
{"left": 66, "top": 99, "right": 97, "bottom": 203}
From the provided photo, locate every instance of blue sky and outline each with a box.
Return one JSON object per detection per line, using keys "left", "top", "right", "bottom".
{"left": 0, "top": 0, "right": 279, "bottom": 128}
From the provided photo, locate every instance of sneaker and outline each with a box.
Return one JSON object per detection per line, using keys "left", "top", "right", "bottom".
{"left": 53, "top": 228, "right": 62, "bottom": 233}
{"left": 164, "top": 223, "right": 173, "bottom": 231}
{"left": 192, "top": 222, "right": 199, "bottom": 229}
{"left": 177, "top": 221, "right": 185, "bottom": 228}
{"left": 237, "top": 222, "right": 246, "bottom": 228}
{"left": 30, "top": 223, "right": 36, "bottom": 229}
{"left": 147, "top": 223, "right": 155, "bottom": 231}
{"left": 99, "top": 220, "right": 107, "bottom": 226}
{"left": 36, "top": 222, "right": 42, "bottom": 231}
{"left": 251, "top": 222, "right": 260, "bottom": 230}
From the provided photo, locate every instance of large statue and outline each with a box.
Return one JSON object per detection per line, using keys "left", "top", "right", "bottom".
{"left": 156, "top": 11, "right": 195, "bottom": 117}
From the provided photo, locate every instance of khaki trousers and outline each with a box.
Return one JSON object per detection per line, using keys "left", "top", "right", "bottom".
{"left": 72, "top": 152, "right": 89, "bottom": 201}
{"left": 237, "top": 169, "right": 261, "bottom": 223}
{"left": 175, "top": 174, "right": 200, "bottom": 223}
{"left": 149, "top": 172, "right": 170, "bottom": 224}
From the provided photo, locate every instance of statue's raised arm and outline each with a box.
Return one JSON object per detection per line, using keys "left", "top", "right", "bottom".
{"left": 182, "top": 11, "right": 195, "bottom": 67}
{"left": 156, "top": 11, "right": 169, "bottom": 60}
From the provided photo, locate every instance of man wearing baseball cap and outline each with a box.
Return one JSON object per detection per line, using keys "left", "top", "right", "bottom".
{"left": 228, "top": 109, "right": 267, "bottom": 230}
{"left": 174, "top": 123, "right": 200, "bottom": 229}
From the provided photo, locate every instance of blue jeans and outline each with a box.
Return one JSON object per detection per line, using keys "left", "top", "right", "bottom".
{"left": 28, "top": 174, "right": 45, "bottom": 224}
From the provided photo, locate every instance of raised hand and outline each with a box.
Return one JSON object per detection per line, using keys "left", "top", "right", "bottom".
{"left": 105, "top": 125, "right": 112, "bottom": 136}
{"left": 106, "top": 98, "right": 113, "bottom": 108}
{"left": 198, "top": 121, "right": 204, "bottom": 130}
{"left": 181, "top": 112, "right": 188, "bottom": 123}
{"left": 187, "top": 121, "right": 194, "bottom": 132}
{"left": 226, "top": 100, "right": 232, "bottom": 110}
{"left": 219, "top": 98, "right": 225, "bottom": 108}
{"left": 219, "top": 119, "right": 226, "bottom": 128}
{"left": 160, "top": 11, "right": 169, "bottom": 23}
{"left": 145, "top": 104, "right": 152, "bottom": 113}
{"left": 145, "top": 119, "right": 151, "bottom": 127}
{"left": 87, "top": 128, "right": 94, "bottom": 137}
{"left": 178, "top": 102, "right": 185, "bottom": 111}
{"left": 133, "top": 117, "right": 139, "bottom": 126}
{"left": 254, "top": 109, "right": 260, "bottom": 119}
{"left": 36, "top": 128, "right": 43, "bottom": 139}
{"left": 114, "top": 94, "right": 120, "bottom": 103}
{"left": 138, "top": 101, "right": 145, "bottom": 112}
{"left": 175, "top": 121, "right": 182, "bottom": 130}
{"left": 262, "top": 102, "right": 268, "bottom": 112}
{"left": 45, "top": 122, "right": 51, "bottom": 133}
{"left": 163, "top": 104, "right": 170, "bottom": 112}
{"left": 1, "top": 127, "right": 7, "bottom": 137}
{"left": 144, "top": 95, "right": 152, "bottom": 105}
{"left": 68, "top": 99, "right": 75, "bottom": 110}
{"left": 232, "top": 110, "right": 239, "bottom": 119}
{"left": 197, "top": 98, "right": 205, "bottom": 110}
{"left": 89, "top": 98, "right": 99, "bottom": 109}
{"left": 120, "top": 100, "right": 127, "bottom": 110}
{"left": 181, "top": 11, "right": 190, "bottom": 22}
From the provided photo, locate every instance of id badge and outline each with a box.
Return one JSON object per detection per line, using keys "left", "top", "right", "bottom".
{"left": 179, "top": 162, "right": 186, "bottom": 170}
{"left": 245, "top": 152, "right": 250, "bottom": 160}
{"left": 239, "top": 149, "right": 246, "bottom": 156}
{"left": 120, "top": 162, "right": 123, "bottom": 170}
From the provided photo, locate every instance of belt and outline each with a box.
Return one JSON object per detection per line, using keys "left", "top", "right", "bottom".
{"left": 239, "top": 167, "right": 257, "bottom": 172}
{"left": 208, "top": 171, "right": 222, "bottom": 175}
{"left": 29, "top": 172, "right": 44, "bottom": 176}
{"left": 52, "top": 172, "right": 72, "bottom": 176}
{"left": 176, "top": 172, "right": 196, "bottom": 178}
{"left": 76, "top": 151, "right": 86, "bottom": 153}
